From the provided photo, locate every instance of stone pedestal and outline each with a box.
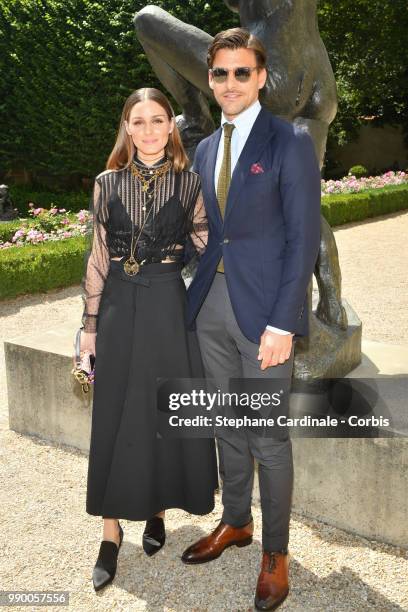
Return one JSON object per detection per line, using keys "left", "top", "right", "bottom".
{"left": 5, "top": 324, "right": 92, "bottom": 453}
{"left": 4, "top": 324, "right": 407, "bottom": 548}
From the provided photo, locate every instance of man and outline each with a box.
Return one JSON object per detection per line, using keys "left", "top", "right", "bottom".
{"left": 183, "top": 28, "right": 321, "bottom": 611}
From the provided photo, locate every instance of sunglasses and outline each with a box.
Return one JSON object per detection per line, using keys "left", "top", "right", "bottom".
{"left": 210, "top": 66, "right": 259, "bottom": 83}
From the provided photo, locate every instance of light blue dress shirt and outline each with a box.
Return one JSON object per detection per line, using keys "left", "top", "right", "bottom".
{"left": 214, "top": 99, "right": 291, "bottom": 336}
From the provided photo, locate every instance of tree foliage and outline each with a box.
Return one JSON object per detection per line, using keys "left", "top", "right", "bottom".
{"left": 0, "top": 0, "right": 406, "bottom": 184}
{"left": 318, "top": 0, "right": 408, "bottom": 149}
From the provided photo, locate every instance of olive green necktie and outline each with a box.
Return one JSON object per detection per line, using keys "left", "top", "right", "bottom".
{"left": 216, "top": 122, "right": 235, "bottom": 273}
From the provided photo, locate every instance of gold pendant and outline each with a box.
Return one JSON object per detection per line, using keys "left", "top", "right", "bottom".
{"left": 123, "top": 256, "right": 139, "bottom": 276}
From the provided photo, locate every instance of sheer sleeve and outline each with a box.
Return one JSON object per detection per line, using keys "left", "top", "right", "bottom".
{"left": 189, "top": 189, "right": 208, "bottom": 255}
{"left": 80, "top": 177, "right": 110, "bottom": 333}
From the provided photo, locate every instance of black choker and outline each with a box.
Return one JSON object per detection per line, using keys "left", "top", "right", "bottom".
{"left": 134, "top": 154, "right": 167, "bottom": 168}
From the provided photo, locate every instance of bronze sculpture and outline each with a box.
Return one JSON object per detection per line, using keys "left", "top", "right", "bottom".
{"left": 0, "top": 184, "right": 18, "bottom": 221}
{"left": 134, "top": 0, "right": 362, "bottom": 378}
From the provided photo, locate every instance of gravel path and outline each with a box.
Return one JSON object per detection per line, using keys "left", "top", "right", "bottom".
{"left": 332, "top": 210, "right": 408, "bottom": 345}
{"left": 1, "top": 210, "right": 407, "bottom": 611}
{"left": 0, "top": 423, "right": 407, "bottom": 611}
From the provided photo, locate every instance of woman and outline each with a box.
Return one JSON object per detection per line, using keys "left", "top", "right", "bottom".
{"left": 79, "top": 88, "right": 218, "bottom": 591}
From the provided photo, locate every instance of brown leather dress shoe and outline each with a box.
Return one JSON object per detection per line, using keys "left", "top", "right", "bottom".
{"left": 254, "top": 551, "right": 289, "bottom": 610}
{"left": 181, "top": 519, "right": 253, "bottom": 564}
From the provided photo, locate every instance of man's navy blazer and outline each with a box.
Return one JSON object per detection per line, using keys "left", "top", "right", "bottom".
{"left": 186, "top": 106, "right": 321, "bottom": 343}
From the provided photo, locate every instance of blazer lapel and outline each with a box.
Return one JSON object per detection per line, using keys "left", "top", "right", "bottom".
{"left": 202, "top": 127, "right": 223, "bottom": 228}
{"left": 224, "top": 107, "right": 275, "bottom": 223}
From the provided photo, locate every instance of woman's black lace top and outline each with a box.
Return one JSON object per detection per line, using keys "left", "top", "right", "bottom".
{"left": 81, "top": 155, "right": 207, "bottom": 332}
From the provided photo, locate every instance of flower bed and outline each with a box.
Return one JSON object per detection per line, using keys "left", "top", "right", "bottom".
{"left": 2, "top": 171, "right": 406, "bottom": 251}
{"left": 321, "top": 170, "right": 407, "bottom": 195}
{"left": 1, "top": 172, "right": 407, "bottom": 300}
{"left": 0, "top": 204, "right": 89, "bottom": 250}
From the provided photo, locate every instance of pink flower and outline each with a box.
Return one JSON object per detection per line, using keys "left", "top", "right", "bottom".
{"left": 77, "top": 210, "right": 88, "bottom": 223}
{"left": 25, "top": 229, "right": 46, "bottom": 243}
{"left": 12, "top": 229, "right": 26, "bottom": 242}
{"left": 250, "top": 162, "right": 264, "bottom": 174}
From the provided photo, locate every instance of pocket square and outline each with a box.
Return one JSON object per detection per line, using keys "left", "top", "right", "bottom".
{"left": 250, "top": 162, "right": 264, "bottom": 174}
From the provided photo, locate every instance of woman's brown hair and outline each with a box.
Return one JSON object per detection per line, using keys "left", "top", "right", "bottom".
{"left": 207, "top": 27, "right": 267, "bottom": 70}
{"left": 106, "top": 88, "right": 188, "bottom": 173}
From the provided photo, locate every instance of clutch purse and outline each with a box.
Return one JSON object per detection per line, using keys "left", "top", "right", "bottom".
{"left": 71, "top": 327, "right": 95, "bottom": 394}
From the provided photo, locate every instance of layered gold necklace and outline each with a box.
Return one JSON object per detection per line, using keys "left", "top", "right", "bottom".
{"left": 123, "top": 159, "right": 172, "bottom": 276}
{"left": 130, "top": 158, "right": 172, "bottom": 192}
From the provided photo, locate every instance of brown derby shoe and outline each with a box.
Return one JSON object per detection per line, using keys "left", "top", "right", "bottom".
{"left": 181, "top": 519, "right": 253, "bottom": 564}
{"left": 254, "top": 551, "right": 289, "bottom": 611}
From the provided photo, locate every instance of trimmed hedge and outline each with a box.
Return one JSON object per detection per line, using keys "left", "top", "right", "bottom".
{"left": 0, "top": 218, "right": 30, "bottom": 243}
{"left": 0, "top": 235, "right": 86, "bottom": 299}
{"left": 1, "top": 183, "right": 407, "bottom": 300}
{"left": 321, "top": 183, "right": 408, "bottom": 225}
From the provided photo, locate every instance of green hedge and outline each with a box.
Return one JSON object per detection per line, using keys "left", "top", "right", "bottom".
{"left": 0, "top": 0, "right": 237, "bottom": 182}
{"left": 2, "top": 1, "right": 407, "bottom": 187}
{"left": 9, "top": 185, "right": 89, "bottom": 217}
{"left": 1, "top": 183, "right": 407, "bottom": 300}
{"left": 321, "top": 183, "right": 408, "bottom": 225}
{"left": 0, "top": 218, "right": 29, "bottom": 243}
{"left": 0, "top": 236, "right": 86, "bottom": 299}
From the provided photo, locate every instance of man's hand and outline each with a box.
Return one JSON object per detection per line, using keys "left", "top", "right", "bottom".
{"left": 258, "top": 330, "right": 294, "bottom": 370}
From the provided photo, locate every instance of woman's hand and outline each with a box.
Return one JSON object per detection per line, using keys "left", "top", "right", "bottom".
{"left": 80, "top": 331, "right": 97, "bottom": 357}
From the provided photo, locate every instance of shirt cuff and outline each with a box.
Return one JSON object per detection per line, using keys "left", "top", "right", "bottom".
{"left": 265, "top": 325, "right": 292, "bottom": 335}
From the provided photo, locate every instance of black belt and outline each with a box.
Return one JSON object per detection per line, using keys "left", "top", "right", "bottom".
{"left": 108, "top": 259, "right": 183, "bottom": 287}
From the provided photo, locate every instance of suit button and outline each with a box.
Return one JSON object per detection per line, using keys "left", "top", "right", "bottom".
{"left": 223, "top": 238, "right": 230, "bottom": 244}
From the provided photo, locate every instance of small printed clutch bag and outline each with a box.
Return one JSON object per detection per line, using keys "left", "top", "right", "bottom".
{"left": 71, "top": 327, "right": 95, "bottom": 394}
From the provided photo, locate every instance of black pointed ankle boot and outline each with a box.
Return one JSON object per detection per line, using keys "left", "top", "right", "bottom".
{"left": 92, "top": 521, "right": 124, "bottom": 592}
{"left": 142, "top": 516, "right": 165, "bottom": 556}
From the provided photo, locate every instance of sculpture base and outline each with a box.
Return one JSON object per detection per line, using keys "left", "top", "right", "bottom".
{"left": 293, "top": 299, "right": 362, "bottom": 384}
{"left": 253, "top": 436, "right": 408, "bottom": 549}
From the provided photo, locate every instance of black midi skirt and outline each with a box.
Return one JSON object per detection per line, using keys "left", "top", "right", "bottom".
{"left": 86, "top": 259, "right": 218, "bottom": 520}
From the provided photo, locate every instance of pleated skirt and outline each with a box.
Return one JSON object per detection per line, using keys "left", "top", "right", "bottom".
{"left": 86, "top": 259, "right": 218, "bottom": 520}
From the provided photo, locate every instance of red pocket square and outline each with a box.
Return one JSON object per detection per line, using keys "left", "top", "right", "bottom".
{"left": 250, "top": 162, "right": 264, "bottom": 174}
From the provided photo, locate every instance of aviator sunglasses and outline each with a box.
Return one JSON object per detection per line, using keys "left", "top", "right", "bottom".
{"left": 210, "top": 66, "right": 259, "bottom": 83}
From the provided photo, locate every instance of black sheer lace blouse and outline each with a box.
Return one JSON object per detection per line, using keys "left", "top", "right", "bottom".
{"left": 81, "top": 155, "right": 207, "bottom": 333}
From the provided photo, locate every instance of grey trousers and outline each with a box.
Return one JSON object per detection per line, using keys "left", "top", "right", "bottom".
{"left": 196, "top": 272, "right": 294, "bottom": 552}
